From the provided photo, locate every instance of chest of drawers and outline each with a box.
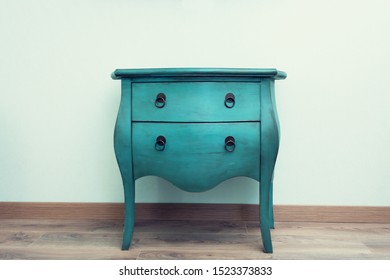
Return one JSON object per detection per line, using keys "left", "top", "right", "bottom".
{"left": 112, "top": 68, "right": 286, "bottom": 253}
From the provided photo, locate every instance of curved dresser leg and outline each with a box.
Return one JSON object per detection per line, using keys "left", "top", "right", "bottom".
{"left": 122, "top": 180, "right": 135, "bottom": 250}
{"left": 260, "top": 79, "right": 280, "bottom": 253}
{"left": 260, "top": 175, "right": 274, "bottom": 253}
{"left": 270, "top": 180, "right": 275, "bottom": 229}
{"left": 114, "top": 78, "right": 135, "bottom": 250}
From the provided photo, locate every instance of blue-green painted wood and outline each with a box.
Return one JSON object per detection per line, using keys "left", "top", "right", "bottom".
{"left": 112, "top": 68, "right": 286, "bottom": 253}
{"left": 132, "top": 82, "right": 260, "bottom": 122}
{"left": 132, "top": 122, "right": 260, "bottom": 192}
{"left": 259, "top": 79, "right": 280, "bottom": 253}
{"left": 112, "top": 68, "right": 287, "bottom": 80}
{"left": 113, "top": 79, "right": 135, "bottom": 250}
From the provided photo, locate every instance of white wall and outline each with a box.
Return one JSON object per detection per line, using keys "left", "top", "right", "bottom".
{"left": 0, "top": 0, "right": 389, "bottom": 206}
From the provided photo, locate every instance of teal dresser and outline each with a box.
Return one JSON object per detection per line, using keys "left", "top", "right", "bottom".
{"left": 112, "top": 68, "right": 286, "bottom": 253}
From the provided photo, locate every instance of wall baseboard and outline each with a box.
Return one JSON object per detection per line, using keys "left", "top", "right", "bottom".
{"left": 0, "top": 202, "right": 389, "bottom": 223}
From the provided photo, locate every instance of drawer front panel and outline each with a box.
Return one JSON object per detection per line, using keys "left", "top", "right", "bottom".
{"left": 132, "top": 82, "right": 260, "bottom": 122}
{"left": 132, "top": 122, "right": 260, "bottom": 192}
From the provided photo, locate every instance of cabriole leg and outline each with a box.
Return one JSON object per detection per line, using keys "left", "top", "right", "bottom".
{"left": 114, "top": 78, "right": 135, "bottom": 250}
{"left": 260, "top": 79, "right": 280, "bottom": 253}
{"left": 270, "top": 179, "right": 274, "bottom": 229}
{"left": 121, "top": 179, "right": 135, "bottom": 250}
{"left": 260, "top": 175, "right": 274, "bottom": 253}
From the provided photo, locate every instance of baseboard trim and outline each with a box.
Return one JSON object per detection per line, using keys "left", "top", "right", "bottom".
{"left": 0, "top": 202, "right": 389, "bottom": 223}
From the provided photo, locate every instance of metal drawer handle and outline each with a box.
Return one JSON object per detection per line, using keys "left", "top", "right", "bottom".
{"left": 224, "top": 93, "right": 235, "bottom": 108}
{"left": 224, "top": 136, "right": 235, "bottom": 152}
{"left": 155, "top": 135, "right": 166, "bottom": 151}
{"left": 155, "top": 93, "right": 166, "bottom": 108}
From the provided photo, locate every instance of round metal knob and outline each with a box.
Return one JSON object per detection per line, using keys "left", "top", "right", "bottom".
{"left": 224, "top": 93, "right": 235, "bottom": 108}
{"left": 155, "top": 93, "right": 166, "bottom": 108}
{"left": 155, "top": 135, "right": 166, "bottom": 151}
{"left": 224, "top": 136, "right": 235, "bottom": 152}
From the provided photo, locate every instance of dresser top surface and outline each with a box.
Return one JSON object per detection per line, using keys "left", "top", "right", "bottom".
{"left": 111, "top": 68, "right": 286, "bottom": 80}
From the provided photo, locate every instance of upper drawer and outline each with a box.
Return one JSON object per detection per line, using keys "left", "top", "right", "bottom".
{"left": 131, "top": 82, "right": 260, "bottom": 122}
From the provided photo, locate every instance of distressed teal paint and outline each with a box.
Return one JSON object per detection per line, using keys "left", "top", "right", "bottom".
{"left": 112, "top": 68, "right": 286, "bottom": 253}
{"left": 113, "top": 78, "right": 134, "bottom": 250}
{"left": 259, "top": 79, "right": 280, "bottom": 253}
{"left": 112, "top": 68, "right": 287, "bottom": 79}
{"left": 133, "top": 122, "right": 260, "bottom": 192}
{"left": 132, "top": 82, "right": 261, "bottom": 122}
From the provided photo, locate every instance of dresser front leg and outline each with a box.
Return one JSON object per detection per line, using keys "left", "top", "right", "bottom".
{"left": 260, "top": 79, "right": 280, "bottom": 253}
{"left": 270, "top": 179, "right": 274, "bottom": 229}
{"left": 122, "top": 180, "right": 135, "bottom": 250}
{"left": 114, "top": 78, "right": 136, "bottom": 250}
{"left": 260, "top": 175, "right": 275, "bottom": 252}
{"left": 260, "top": 177, "right": 273, "bottom": 253}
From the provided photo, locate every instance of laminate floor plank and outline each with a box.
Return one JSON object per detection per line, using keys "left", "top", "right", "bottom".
{"left": 0, "top": 247, "right": 140, "bottom": 260}
{"left": 0, "top": 231, "right": 43, "bottom": 247}
{"left": 0, "top": 219, "right": 122, "bottom": 233}
{"left": 0, "top": 219, "right": 389, "bottom": 260}
{"left": 136, "top": 249, "right": 272, "bottom": 260}
{"left": 134, "top": 232, "right": 261, "bottom": 251}
{"left": 29, "top": 232, "right": 124, "bottom": 248}
{"left": 134, "top": 220, "right": 247, "bottom": 234}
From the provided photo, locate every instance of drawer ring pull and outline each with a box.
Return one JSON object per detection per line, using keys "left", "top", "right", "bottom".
{"left": 155, "top": 135, "right": 166, "bottom": 151}
{"left": 224, "top": 136, "right": 236, "bottom": 152}
{"left": 224, "top": 93, "right": 235, "bottom": 108}
{"left": 155, "top": 93, "right": 166, "bottom": 108}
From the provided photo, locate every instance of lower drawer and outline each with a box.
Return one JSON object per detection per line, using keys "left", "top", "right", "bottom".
{"left": 132, "top": 122, "right": 260, "bottom": 192}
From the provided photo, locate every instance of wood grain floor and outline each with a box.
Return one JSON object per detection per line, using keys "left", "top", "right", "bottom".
{"left": 0, "top": 219, "right": 389, "bottom": 260}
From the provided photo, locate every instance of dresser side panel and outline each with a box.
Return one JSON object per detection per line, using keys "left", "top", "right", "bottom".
{"left": 114, "top": 79, "right": 134, "bottom": 188}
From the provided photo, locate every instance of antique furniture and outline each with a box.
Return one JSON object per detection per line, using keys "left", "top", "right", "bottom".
{"left": 112, "top": 68, "right": 286, "bottom": 253}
